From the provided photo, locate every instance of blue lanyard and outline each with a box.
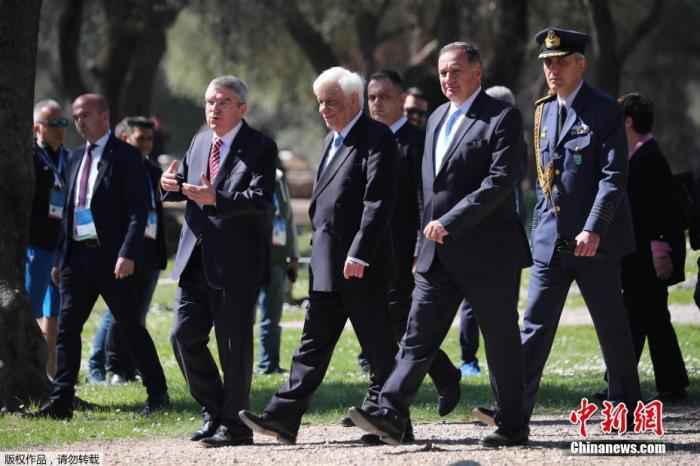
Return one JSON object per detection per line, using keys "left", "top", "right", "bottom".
{"left": 37, "top": 145, "right": 66, "bottom": 190}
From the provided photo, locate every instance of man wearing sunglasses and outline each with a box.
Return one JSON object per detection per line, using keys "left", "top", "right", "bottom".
{"left": 403, "top": 87, "right": 429, "bottom": 129}
{"left": 27, "top": 99, "right": 70, "bottom": 379}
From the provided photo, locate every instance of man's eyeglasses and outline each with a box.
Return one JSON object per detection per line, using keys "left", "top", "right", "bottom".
{"left": 405, "top": 108, "right": 427, "bottom": 117}
{"left": 38, "top": 117, "right": 69, "bottom": 128}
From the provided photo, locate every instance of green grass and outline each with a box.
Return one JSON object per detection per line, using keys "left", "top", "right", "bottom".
{"left": 1, "top": 291, "right": 699, "bottom": 449}
{"left": 3, "top": 243, "right": 697, "bottom": 449}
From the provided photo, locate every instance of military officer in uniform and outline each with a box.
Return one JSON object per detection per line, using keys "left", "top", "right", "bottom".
{"left": 523, "top": 28, "right": 642, "bottom": 418}
{"left": 475, "top": 28, "right": 642, "bottom": 427}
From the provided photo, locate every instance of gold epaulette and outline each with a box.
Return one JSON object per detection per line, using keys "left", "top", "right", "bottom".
{"left": 533, "top": 92, "right": 557, "bottom": 214}
{"left": 534, "top": 92, "right": 556, "bottom": 107}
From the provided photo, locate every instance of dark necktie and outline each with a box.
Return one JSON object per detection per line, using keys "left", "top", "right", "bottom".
{"left": 557, "top": 103, "right": 567, "bottom": 141}
{"left": 77, "top": 143, "right": 96, "bottom": 208}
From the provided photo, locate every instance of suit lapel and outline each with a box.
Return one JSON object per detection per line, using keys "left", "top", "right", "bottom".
{"left": 91, "top": 136, "right": 114, "bottom": 207}
{"left": 428, "top": 105, "right": 447, "bottom": 177}
{"left": 66, "top": 147, "right": 84, "bottom": 210}
{"left": 435, "top": 92, "right": 484, "bottom": 176}
{"left": 556, "top": 105, "right": 577, "bottom": 147}
{"left": 213, "top": 123, "right": 247, "bottom": 187}
{"left": 311, "top": 117, "right": 363, "bottom": 203}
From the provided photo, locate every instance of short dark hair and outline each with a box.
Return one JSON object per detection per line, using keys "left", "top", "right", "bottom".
{"left": 368, "top": 69, "right": 404, "bottom": 91}
{"left": 406, "top": 87, "right": 426, "bottom": 100}
{"left": 439, "top": 42, "right": 481, "bottom": 64}
{"left": 115, "top": 116, "right": 155, "bottom": 138}
{"left": 619, "top": 93, "right": 654, "bottom": 134}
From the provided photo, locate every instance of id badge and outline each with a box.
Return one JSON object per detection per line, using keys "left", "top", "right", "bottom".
{"left": 272, "top": 217, "right": 287, "bottom": 246}
{"left": 48, "top": 189, "right": 65, "bottom": 219}
{"left": 75, "top": 207, "right": 98, "bottom": 240}
{"left": 145, "top": 210, "right": 158, "bottom": 239}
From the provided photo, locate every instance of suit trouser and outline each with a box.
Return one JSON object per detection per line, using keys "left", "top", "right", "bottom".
{"left": 103, "top": 268, "right": 161, "bottom": 378}
{"left": 257, "top": 264, "right": 287, "bottom": 371}
{"left": 521, "top": 253, "right": 641, "bottom": 419}
{"left": 622, "top": 278, "right": 688, "bottom": 394}
{"left": 379, "top": 258, "right": 526, "bottom": 431}
{"left": 264, "top": 278, "right": 396, "bottom": 434}
{"left": 387, "top": 268, "right": 461, "bottom": 390}
{"left": 53, "top": 242, "right": 167, "bottom": 405}
{"left": 459, "top": 269, "right": 521, "bottom": 364}
{"left": 171, "top": 246, "right": 257, "bottom": 434}
{"left": 695, "top": 257, "right": 700, "bottom": 310}
{"left": 458, "top": 300, "right": 480, "bottom": 364}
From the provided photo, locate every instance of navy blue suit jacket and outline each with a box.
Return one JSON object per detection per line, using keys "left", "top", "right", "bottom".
{"left": 308, "top": 113, "right": 398, "bottom": 292}
{"left": 165, "top": 122, "right": 276, "bottom": 290}
{"left": 57, "top": 134, "right": 147, "bottom": 271}
{"left": 531, "top": 82, "right": 635, "bottom": 263}
{"left": 415, "top": 90, "right": 532, "bottom": 274}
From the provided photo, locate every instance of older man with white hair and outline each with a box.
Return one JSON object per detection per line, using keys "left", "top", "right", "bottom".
{"left": 239, "top": 66, "right": 399, "bottom": 445}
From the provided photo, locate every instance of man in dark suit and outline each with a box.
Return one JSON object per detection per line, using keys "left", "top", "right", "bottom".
{"left": 594, "top": 93, "right": 688, "bottom": 401}
{"left": 161, "top": 76, "right": 276, "bottom": 447}
{"left": 366, "top": 70, "right": 460, "bottom": 416}
{"left": 87, "top": 117, "right": 168, "bottom": 385}
{"left": 34, "top": 94, "right": 168, "bottom": 420}
{"left": 348, "top": 42, "right": 532, "bottom": 447}
{"left": 475, "top": 29, "right": 642, "bottom": 429}
{"left": 239, "top": 66, "right": 399, "bottom": 445}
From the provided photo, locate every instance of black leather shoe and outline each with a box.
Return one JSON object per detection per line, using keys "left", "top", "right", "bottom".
{"left": 347, "top": 407, "right": 405, "bottom": 446}
{"left": 340, "top": 415, "right": 355, "bottom": 427}
{"left": 191, "top": 418, "right": 221, "bottom": 441}
{"left": 591, "top": 389, "right": 608, "bottom": 403}
{"left": 238, "top": 410, "right": 297, "bottom": 445}
{"left": 200, "top": 425, "right": 253, "bottom": 448}
{"left": 360, "top": 424, "right": 414, "bottom": 445}
{"left": 31, "top": 401, "right": 73, "bottom": 420}
{"left": 73, "top": 396, "right": 99, "bottom": 411}
{"left": 437, "top": 379, "right": 461, "bottom": 416}
{"left": 472, "top": 406, "right": 497, "bottom": 426}
{"left": 481, "top": 427, "right": 529, "bottom": 447}
{"left": 142, "top": 392, "right": 170, "bottom": 416}
{"left": 653, "top": 389, "right": 688, "bottom": 403}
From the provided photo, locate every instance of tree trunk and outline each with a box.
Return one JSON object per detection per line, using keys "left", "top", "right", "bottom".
{"left": 57, "top": 0, "right": 87, "bottom": 100}
{"left": 486, "top": 0, "right": 528, "bottom": 91}
{"left": 586, "top": 0, "right": 664, "bottom": 97}
{"left": 0, "top": 0, "right": 50, "bottom": 412}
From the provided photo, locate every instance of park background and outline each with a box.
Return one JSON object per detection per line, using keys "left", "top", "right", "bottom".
{"left": 1, "top": 0, "right": 700, "bottom": 454}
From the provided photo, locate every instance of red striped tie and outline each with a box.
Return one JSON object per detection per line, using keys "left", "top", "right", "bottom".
{"left": 208, "top": 137, "right": 223, "bottom": 181}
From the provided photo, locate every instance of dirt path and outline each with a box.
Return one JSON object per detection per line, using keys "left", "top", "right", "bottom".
{"left": 37, "top": 408, "right": 700, "bottom": 465}
{"left": 279, "top": 303, "right": 700, "bottom": 329}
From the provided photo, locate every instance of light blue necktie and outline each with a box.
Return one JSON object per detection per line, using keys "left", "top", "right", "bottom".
{"left": 325, "top": 132, "right": 344, "bottom": 169}
{"left": 435, "top": 110, "right": 461, "bottom": 173}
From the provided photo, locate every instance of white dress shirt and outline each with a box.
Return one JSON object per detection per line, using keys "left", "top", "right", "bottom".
{"left": 324, "top": 110, "right": 363, "bottom": 170}
{"left": 435, "top": 86, "right": 481, "bottom": 174}
{"left": 389, "top": 116, "right": 408, "bottom": 134}
{"left": 211, "top": 121, "right": 243, "bottom": 174}
{"left": 73, "top": 130, "right": 110, "bottom": 209}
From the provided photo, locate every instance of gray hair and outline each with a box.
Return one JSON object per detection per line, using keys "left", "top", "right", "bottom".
{"left": 33, "top": 99, "right": 62, "bottom": 122}
{"left": 485, "top": 86, "right": 516, "bottom": 106}
{"left": 439, "top": 42, "right": 481, "bottom": 64}
{"left": 313, "top": 66, "right": 365, "bottom": 109}
{"left": 208, "top": 75, "right": 248, "bottom": 103}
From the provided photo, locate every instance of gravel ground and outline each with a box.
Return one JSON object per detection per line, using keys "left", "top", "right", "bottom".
{"left": 38, "top": 407, "right": 699, "bottom": 465}
{"left": 278, "top": 303, "right": 700, "bottom": 329}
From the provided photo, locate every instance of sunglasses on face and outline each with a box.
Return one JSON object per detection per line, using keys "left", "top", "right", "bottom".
{"left": 38, "top": 117, "right": 69, "bottom": 128}
{"left": 406, "top": 108, "right": 427, "bottom": 117}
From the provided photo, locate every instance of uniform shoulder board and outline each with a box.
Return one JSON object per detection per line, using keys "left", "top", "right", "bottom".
{"left": 534, "top": 93, "right": 556, "bottom": 107}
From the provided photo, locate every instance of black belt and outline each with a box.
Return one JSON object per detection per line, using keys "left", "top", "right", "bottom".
{"left": 74, "top": 239, "right": 100, "bottom": 248}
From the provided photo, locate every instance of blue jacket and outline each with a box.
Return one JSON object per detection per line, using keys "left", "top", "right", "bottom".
{"left": 531, "top": 82, "right": 635, "bottom": 263}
